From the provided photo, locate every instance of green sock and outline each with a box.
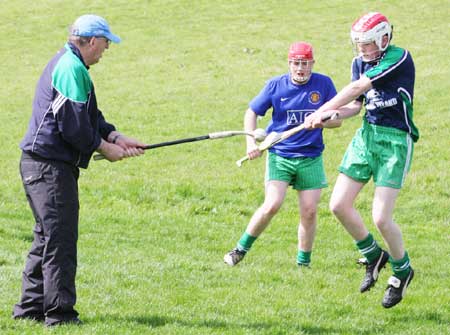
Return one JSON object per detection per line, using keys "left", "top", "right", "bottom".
{"left": 237, "top": 232, "right": 257, "bottom": 252}
{"left": 356, "top": 233, "right": 382, "bottom": 263}
{"left": 297, "top": 250, "right": 311, "bottom": 266}
{"left": 390, "top": 251, "right": 411, "bottom": 279}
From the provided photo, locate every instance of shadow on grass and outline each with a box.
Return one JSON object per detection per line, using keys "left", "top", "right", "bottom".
{"left": 86, "top": 314, "right": 382, "bottom": 334}
{"left": 391, "top": 310, "right": 449, "bottom": 324}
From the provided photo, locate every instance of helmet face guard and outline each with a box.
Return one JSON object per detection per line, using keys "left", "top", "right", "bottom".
{"left": 288, "top": 42, "right": 314, "bottom": 84}
{"left": 351, "top": 12, "right": 392, "bottom": 61}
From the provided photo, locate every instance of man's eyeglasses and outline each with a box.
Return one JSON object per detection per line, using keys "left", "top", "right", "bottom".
{"left": 96, "top": 36, "right": 111, "bottom": 46}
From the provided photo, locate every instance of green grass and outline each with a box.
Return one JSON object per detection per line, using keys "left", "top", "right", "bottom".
{"left": 1, "top": 1, "right": 449, "bottom": 334}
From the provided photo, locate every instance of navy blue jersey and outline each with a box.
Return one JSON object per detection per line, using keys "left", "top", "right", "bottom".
{"left": 352, "top": 45, "right": 419, "bottom": 142}
{"left": 20, "top": 43, "right": 115, "bottom": 168}
{"left": 250, "top": 73, "right": 337, "bottom": 158}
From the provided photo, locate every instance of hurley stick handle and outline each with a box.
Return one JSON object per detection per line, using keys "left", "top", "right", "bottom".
{"left": 93, "top": 154, "right": 106, "bottom": 161}
{"left": 236, "top": 156, "right": 249, "bottom": 167}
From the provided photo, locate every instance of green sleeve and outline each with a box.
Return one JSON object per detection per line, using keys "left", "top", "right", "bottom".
{"left": 52, "top": 51, "right": 92, "bottom": 102}
{"left": 365, "top": 46, "right": 405, "bottom": 79}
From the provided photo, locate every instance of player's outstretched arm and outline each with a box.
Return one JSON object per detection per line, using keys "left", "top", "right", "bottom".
{"left": 335, "top": 100, "right": 363, "bottom": 120}
{"left": 244, "top": 108, "right": 262, "bottom": 160}
{"left": 111, "top": 133, "right": 146, "bottom": 158}
{"left": 305, "top": 76, "right": 371, "bottom": 129}
{"left": 323, "top": 114, "right": 343, "bottom": 128}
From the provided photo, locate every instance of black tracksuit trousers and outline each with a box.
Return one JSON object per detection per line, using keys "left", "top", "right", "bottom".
{"left": 13, "top": 152, "right": 80, "bottom": 325}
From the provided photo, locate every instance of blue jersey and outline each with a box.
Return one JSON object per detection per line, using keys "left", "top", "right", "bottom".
{"left": 352, "top": 45, "right": 419, "bottom": 142}
{"left": 250, "top": 73, "right": 337, "bottom": 158}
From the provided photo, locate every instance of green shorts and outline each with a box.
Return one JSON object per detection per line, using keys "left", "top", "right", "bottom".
{"left": 266, "top": 152, "right": 328, "bottom": 190}
{"left": 339, "top": 122, "right": 414, "bottom": 189}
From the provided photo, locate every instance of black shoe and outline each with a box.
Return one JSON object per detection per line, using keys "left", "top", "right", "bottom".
{"left": 45, "top": 317, "right": 82, "bottom": 327}
{"left": 358, "top": 250, "right": 389, "bottom": 293}
{"left": 13, "top": 313, "right": 45, "bottom": 322}
{"left": 297, "top": 262, "right": 311, "bottom": 268}
{"left": 224, "top": 248, "right": 246, "bottom": 266}
{"left": 382, "top": 268, "right": 414, "bottom": 308}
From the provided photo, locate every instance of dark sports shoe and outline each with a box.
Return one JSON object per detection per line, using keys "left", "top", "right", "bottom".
{"left": 13, "top": 313, "right": 45, "bottom": 322}
{"left": 297, "top": 262, "right": 311, "bottom": 268}
{"left": 224, "top": 248, "right": 246, "bottom": 266}
{"left": 46, "top": 317, "right": 82, "bottom": 327}
{"left": 382, "top": 268, "right": 414, "bottom": 308}
{"left": 357, "top": 250, "right": 390, "bottom": 293}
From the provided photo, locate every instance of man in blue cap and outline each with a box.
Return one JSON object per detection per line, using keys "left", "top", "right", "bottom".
{"left": 13, "top": 14, "right": 145, "bottom": 326}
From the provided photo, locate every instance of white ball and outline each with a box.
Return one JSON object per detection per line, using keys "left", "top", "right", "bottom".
{"left": 253, "top": 128, "right": 267, "bottom": 142}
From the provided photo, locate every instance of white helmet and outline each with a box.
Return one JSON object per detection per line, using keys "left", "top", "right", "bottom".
{"left": 351, "top": 12, "right": 392, "bottom": 52}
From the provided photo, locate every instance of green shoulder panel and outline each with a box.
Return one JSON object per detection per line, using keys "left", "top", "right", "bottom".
{"left": 399, "top": 91, "right": 420, "bottom": 142}
{"left": 365, "top": 45, "right": 405, "bottom": 79}
{"left": 52, "top": 45, "right": 92, "bottom": 103}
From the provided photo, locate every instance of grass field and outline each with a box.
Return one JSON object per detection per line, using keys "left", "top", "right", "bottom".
{"left": 0, "top": 1, "right": 449, "bottom": 334}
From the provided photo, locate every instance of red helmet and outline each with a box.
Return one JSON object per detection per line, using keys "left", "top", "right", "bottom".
{"left": 351, "top": 12, "right": 392, "bottom": 52}
{"left": 288, "top": 42, "right": 314, "bottom": 61}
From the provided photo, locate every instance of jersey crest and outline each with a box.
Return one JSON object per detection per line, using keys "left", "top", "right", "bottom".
{"left": 309, "top": 91, "right": 321, "bottom": 104}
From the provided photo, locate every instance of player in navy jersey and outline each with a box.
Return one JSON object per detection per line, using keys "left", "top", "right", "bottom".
{"left": 305, "top": 12, "right": 418, "bottom": 308}
{"left": 224, "top": 42, "right": 341, "bottom": 268}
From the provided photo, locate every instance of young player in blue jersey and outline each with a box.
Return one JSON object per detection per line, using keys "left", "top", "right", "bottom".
{"left": 305, "top": 12, "right": 418, "bottom": 308}
{"left": 224, "top": 42, "right": 341, "bottom": 267}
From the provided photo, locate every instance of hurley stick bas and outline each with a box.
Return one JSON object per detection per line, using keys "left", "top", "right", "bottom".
{"left": 236, "top": 112, "right": 339, "bottom": 167}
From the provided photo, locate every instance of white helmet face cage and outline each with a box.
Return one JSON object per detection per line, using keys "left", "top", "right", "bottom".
{"left": 351, "top": 13, "right": 392, "bottom": 54}
{"left": 288, "top": 59, "right": 314, "bottom": 84}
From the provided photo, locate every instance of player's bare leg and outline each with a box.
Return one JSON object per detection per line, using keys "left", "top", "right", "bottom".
{"left": 246, "top": 180, "right": 289, "bottom": 236}
{"left": 372, "top": 187, "right": 404, "bottom": 259}
{"left": 372, "top": 186, "right": 414, "bottom": 308}
{"left": 297, "top": 189, "right": 321, "bottom": 266}
{"left": 330, "top": 173, "right": 388, "bottom": 292}
{"left": 329, "top": 173, "right": 367, "bottom": 239}
{"left": 224, "top": 181, "right": 288, "bottom": 266}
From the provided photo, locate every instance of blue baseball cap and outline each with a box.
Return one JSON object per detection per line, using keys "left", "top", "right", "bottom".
{"left": 71, "top": 14, "right": 121, "bottom": 44}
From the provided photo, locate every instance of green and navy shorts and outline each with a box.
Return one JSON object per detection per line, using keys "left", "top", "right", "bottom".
{"left": 265, "top": 152, "right": 328, "bottom": 190}
{"left": 339, "top": 121, "right": 414, "bottom": 189}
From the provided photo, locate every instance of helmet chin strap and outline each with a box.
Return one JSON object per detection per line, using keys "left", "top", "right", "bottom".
{"left": 360, "top": 49, "right": 382, "bottom": 62}
{"left": 292, "top": 74, "right": 310, "bottom": 84}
